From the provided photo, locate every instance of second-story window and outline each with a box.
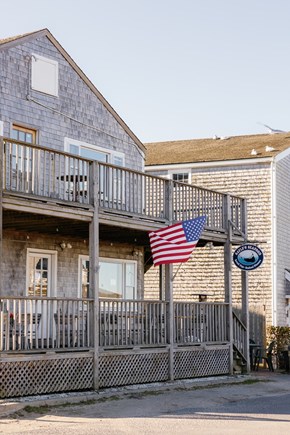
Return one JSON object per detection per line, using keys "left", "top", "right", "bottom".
{"left": 64, "top": 138, "right": 124, "bottom": 166}
{"left": 31, "top": 54, "right": 59, "bottom": 97}
{"left": 9, "top": 126, "right": 36, "bottom": 186}
{"left": 65, "top": 138, "right": 125, "bottom": 201}
{"left": 11, "top": 125, "right": 36, "bottom": 144}
{"left": 172, "top": 173, "right": 190, "bottom": 183}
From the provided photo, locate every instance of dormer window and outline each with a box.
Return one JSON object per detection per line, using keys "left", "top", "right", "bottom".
{"left": 31, "top": 54, "right": 58, "bottom": 96}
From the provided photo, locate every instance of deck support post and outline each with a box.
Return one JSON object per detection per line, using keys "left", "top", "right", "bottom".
{"left": 241, "top": 198, "right": 250, "bottom": 372}
{"left": 164, "top": 179, "right": 174, "bottom": 380}
{"left": 224, "top": 194, "right": 233, "bottom": 375}
{"left": 165, "top": 263, "right": 174, "bottom": 380}
{"left": 159, "top": 265, "right": 165, "bottom": 300}
{"left": 89, "top": 161, "right": 100, "bottom": 390}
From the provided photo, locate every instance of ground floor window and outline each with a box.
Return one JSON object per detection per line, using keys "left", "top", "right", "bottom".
{"left": 79, "top": 256, "right": 137, "bottom": 299}
{"left": 26, "top": 249, "right": 57, "bottom": 297}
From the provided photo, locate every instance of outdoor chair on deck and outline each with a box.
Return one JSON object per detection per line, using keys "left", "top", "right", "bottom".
{"left": 253, "top": 340, "right": 276, "bottom": 372}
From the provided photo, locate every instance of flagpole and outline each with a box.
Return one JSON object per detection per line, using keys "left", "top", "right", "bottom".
{"left": 172, "top": 262, "right": 183, "bottom": 281}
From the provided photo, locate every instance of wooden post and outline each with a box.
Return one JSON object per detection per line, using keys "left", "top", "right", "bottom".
{"left": 159, "top": 265, "right": 164, "bottom": 301}
{"left": 223, "top": 194, "right": 233, "bottom": 374}
{"left": 0, "top": 137, "right": 3, "bottom": 293}
{"left": 89, "top": 161, "right": 99, "bottom": 390}
{"left": 164, "top": 179, "right": 173, "bottom": 222}
{"left": 165, "top": 263, "right": 174, "bottom": 380}
{"left": 164, "top": 179, "right": 174, "bottom": 380}
{"left": 241, "top": 198, "right": 250, "bottom": 372}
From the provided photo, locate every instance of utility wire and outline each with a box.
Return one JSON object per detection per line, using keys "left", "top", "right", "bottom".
{"left": 27, "top": 95, "right": 144, "bottom": 158}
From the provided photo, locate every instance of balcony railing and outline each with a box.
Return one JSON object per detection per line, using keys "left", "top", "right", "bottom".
{"left": 174, "top": 302, "right": 229, "bottom": 344}
{"left": 1, "top": 138, "right": 246, "bottom": 232}
{"left": 0, "top": 297, "right": 231, "bottom": 352}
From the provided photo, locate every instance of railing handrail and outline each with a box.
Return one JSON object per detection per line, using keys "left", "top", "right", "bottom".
{"left": 2, "top": 137, "right": 168, "bottom": 181}
{"left": 3, "top": 137, "right": 93, "bottom": 162}
{"left": 173, "top": 301, "right": 229, "bottom": 306}
{"left": 173, "top": 179, "right": 244, "bottom": 201}
{"left": 0, "top": 296, "right": 94, "bottom": 302}
{"left": 233, "top": 310, "right": 247, "bottom": 331}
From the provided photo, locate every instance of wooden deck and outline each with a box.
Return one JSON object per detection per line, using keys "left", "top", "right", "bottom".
{"left": 1, "top": 138, "right": 246, "bottom": 241}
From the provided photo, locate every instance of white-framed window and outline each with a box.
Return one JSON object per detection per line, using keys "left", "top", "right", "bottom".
{"left": 65, "top": 138, "right": 125, "bottom": 200}
{"left": 171, "top": 172, "right": 190, "bottom": 184}
{"left": 78, "top": 256, "right": 137, "bottom": 300}
{"left": 31, "top": 54, "right": 58, "bottom": 97}
{"left": 26, "top": 248, "right": 57, "bottom": 298}
{"left": 64, "top": 138, "right": 124, "bottom": 166}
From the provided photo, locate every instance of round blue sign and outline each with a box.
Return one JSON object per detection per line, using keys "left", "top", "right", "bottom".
{"left": 233, "top": 244, "right": 264, "bottom": 271}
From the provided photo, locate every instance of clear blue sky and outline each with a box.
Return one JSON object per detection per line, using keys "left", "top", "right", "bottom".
{"left": 1, "top": 0, "right": 290, "bottom": 143}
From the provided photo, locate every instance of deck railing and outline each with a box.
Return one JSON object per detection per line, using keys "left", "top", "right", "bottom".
{"left": 99, "top": 299, "right": 168, "bottom": 347}
{"left": 173, "top": 181, "right": 225, "bottom": 230}
{"left": 232, "top": 310, "right": 247, "bottom": 360}
{"left": 2, "top": 138, "right": 246, "bottom": 233}
{"left": 1, "top": 297, "right": 232, "bottom": 352}
{"left": 0, "top": 297, "right": 93, "bottom": 351}
{"left": 174, "top": 302, "right": 229, "bottom": 344}
{"left": 3, "top": 139, "right": 91, "bottom": 204}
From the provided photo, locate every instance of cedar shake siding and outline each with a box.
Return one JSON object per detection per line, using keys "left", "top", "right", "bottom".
{"left": 0, "top": 30, "right": 144, "bottom": 171}
{"left": 145, "top": 163, "right": 273, "bottom": 327}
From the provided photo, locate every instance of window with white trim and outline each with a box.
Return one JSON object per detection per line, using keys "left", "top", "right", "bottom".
{"left": 65, "top": 138, "right": 125, "bottom": 200}
{"left": 171, "top": 172, "right": 190, "bottom": 183}
{"left": 31, "top": 54, "right": 58, "bottom": 96}
{"left": 79, "top": 256, "right": 137, "bottom": 300}
{"left": 64, "top": 138, "right": 124, "bottom": 166}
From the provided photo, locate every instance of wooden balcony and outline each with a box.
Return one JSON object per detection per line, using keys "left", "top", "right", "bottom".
{"left": 0, "top": 296, "right": 232, "bottom": 353}
{"left": 0, "top": 138, "right": 246, "bottom": 240}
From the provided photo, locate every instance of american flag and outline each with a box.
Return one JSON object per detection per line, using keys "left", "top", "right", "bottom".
{"left": 149, "top": 216, "right": 206, "bottom": 266}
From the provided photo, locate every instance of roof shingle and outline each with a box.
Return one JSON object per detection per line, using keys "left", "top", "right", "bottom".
{"left": 145, "top": 133, "right": 290, "bottom": 166}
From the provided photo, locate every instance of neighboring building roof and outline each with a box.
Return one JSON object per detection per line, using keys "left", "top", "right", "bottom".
{"left": 0, "top": 29, "right": 146, "bottom": 154}
{"left": 145, "top": 133, "right": 290, "bottom": 166}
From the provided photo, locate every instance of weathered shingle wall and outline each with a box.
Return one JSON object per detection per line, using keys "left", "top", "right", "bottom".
{"left": 145, "top": 163, "right": 274, "bottom": 326}
{"left": 2, "top": 230, "right": 143, "bottom": 299}
{"left": 0, "top": 35, "right": 143, "bottom": 170}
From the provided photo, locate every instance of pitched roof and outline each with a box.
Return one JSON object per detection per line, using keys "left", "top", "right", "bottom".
{"left": 0, "top": 30, "right": 41, "bottom": 45}
{"left": 0, "top": 29, "right": 145, "bottom": 154}
{"left": 145, "top": 133, "right": 290, "bottom": 166}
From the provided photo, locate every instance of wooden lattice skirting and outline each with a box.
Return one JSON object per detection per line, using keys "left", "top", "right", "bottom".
{"left": 0, "top": 345, "right": 230, "bottom": 398}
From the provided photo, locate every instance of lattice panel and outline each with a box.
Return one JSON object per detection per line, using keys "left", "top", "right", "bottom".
{"left": 0, "top": 356, "right": 93, "bottom": 398}
{"left": 99, "top": 351, "right": 169, "bottom": 388}
{"left": 174, "top": 347, "right": 230, "bottom": 379}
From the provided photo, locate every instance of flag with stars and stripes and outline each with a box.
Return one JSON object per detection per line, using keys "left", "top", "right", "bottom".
{"left": 148, "top": 216, "right": 206, "bottom": 266}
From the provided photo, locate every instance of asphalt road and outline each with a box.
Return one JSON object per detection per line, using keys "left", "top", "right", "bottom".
{"left": 1, "top": 372, "right": 290, "bottom": 434}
